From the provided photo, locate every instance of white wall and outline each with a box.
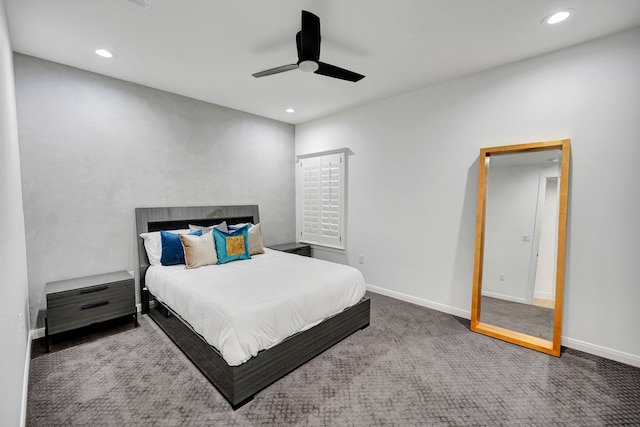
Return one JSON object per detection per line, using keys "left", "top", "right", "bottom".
{"left": 14, "top": 54, "right": 296, "bottom": 324}
{"left": 0, "top": 1, "right": 31, "bottom": 425}
{"left": 296, "top": 27, "right": 640, "bottom": 366}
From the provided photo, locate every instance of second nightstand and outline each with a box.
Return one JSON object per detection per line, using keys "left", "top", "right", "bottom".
{"left": 268, "top": 242, "right": 311, "bottom": 257}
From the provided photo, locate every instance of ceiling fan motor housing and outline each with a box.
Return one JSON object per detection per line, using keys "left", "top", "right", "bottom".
{"left": 298, "top": 60, "right": 319, "bottom": 73}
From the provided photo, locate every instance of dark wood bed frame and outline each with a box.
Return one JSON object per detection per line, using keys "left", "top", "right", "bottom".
{"left": 135, "top": 205, "right": 370, "bottom": 409}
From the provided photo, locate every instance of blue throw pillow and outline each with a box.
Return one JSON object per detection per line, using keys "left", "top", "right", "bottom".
{"left": 160, "top": 230, "right": 202, "bottom": 266}
{"left": 213, "top": 224, "right": 251, "bottom": 264}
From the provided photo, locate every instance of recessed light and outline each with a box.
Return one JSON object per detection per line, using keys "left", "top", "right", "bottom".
{"left": 542, "top": 9, "right": 573, "bottom": 25}
{"left": 285, "top": 108, "right": 295, "bottom": 113}
{"left": 95, "top": 49, "right": 114, "bottom": 58}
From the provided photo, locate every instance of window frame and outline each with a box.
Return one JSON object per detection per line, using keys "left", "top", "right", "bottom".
{"left": 296, "top": 148, "right": 349, "bottom": 250}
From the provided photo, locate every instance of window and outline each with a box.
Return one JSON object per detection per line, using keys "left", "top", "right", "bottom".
{"left": 296, "top": 149, "right": 347, "bottom": 249}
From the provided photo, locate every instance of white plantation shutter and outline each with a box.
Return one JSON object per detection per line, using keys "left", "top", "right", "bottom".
{"left": 302, "top": 157, "right": 321, "bottom": 238}
{"left": 298, "top": 150, "right": 346, "bottom": 249}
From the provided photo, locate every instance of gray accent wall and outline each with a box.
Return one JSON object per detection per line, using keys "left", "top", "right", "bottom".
{"left": 14, "top": 54, "right": 295, "bottom": 323}
{"left": 0, "top": 1, "right": 31, "bottom": 425}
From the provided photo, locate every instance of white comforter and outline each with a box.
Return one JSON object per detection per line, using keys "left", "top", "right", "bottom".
{"left": 145, "top": 248, "right": 366, "bottom": 366}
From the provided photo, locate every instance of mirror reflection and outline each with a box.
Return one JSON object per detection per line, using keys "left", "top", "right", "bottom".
{"left": 470, "top": 139, "right": 570, "bottom": 357}
{"left": 481, "top": 149, "right": 561, "bottom": 341}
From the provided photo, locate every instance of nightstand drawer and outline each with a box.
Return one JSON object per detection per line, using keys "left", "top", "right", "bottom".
{"left": 47, "top": 293, "right": 134, "bottom": 334}
{"left": 47, "top": 279, "right": 132, "bottom": 309}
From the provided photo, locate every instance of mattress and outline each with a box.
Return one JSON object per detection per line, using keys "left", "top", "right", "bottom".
{"left": 145, "top": 248, "right": 366, "bottom": 366}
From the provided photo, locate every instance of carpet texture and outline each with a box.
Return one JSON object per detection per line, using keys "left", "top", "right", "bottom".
{"left": 27, "top": 292, "right": 640, "bottom": 426}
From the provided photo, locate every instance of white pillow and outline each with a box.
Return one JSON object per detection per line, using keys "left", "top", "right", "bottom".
{"left": 140, "top": 229, "right": 191, "bottom": 265}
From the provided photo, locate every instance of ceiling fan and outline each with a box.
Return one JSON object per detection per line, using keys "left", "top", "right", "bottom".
{"left": 252, "top": 10, "right": 365, "bottom": 82}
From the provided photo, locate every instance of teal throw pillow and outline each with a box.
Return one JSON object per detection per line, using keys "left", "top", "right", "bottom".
{"left": 213, "top": 224, "right": 251, "bottom": 264}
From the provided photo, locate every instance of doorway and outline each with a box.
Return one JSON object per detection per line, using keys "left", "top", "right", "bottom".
{"left": 530, "top": 175, "right": 559, "bottom": 307}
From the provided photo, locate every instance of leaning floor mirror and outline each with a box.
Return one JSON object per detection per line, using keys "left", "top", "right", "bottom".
{"left": 470, "top": 139, "right": 570, "bottom": 356}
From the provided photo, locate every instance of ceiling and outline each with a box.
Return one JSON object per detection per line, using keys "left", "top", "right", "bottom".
{"left": 5, "top": 0, "right": 640, "bottom": 124}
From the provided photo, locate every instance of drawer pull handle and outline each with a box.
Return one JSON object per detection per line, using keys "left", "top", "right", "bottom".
{"left": 81, "top": 301, "right": 109, "bottom": 310}
{"left": 80, "top": 286, "right": 109, "bottom": 294}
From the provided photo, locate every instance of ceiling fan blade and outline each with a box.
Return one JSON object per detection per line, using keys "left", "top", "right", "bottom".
{"left": 296, "top": 31, "right": 302, "bottom": 60}
{"left": 315, "top": 62, "right": 365, "bottom": 82}
{"left": 252, "top": 64, "right": 298, "bottom": 78}
{"left": 299, "top": 10, "right": 320, "bottom": 61}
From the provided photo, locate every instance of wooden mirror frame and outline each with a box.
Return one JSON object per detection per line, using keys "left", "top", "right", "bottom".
{"left": 470, "top": 139, "right": 570, "bottom": 356}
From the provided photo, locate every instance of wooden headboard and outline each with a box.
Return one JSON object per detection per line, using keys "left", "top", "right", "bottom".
{"left": 134, "top": 205, "right": 259, "bottom": 312}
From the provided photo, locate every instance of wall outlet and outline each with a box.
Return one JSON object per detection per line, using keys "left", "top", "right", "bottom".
{"left": 358, "top": 254, "right": 365, "bottom": 264}
{"left": 19, "top": 312, "right": 24, "bottom": 331}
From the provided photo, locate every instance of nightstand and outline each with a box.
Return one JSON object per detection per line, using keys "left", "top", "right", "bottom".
{"left": 268, "top": 242, "right": 311, "bottom": 257}
{"left": 44, "top": 271, "right": 136, "bottom": 352}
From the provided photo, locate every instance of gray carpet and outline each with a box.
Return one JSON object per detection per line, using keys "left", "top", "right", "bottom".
{"left": 27, "top": 292, "right": 640, "bottom": 426}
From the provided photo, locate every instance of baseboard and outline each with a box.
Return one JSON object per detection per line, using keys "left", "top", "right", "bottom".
{"left": 21, "top": 331, "right": 33, "bottom": 427}
{"left": 366, "top": 285, "right": 471, "bottom": 319}
{"left": 367, "top": 285, "right": 640, "bottom": 368}
{"left": 30, "top": 303, "right": 143, "bottom": 341}
{"left": 562, "top": 337, "right": 640, "bottom": 368}
{"left": 534, "top": 291, "right": 554, "bottom": 300}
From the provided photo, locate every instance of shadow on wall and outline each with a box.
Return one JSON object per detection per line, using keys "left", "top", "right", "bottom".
{"left": 450, "top": 157, "right": 479, "bottom": 318}
{"left": 560, "top": 155, "right": 574, "bottom": 335}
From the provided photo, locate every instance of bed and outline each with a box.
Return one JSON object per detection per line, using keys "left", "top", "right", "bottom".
{"left": 135, "top": 205, "right": 370, "bottom": 409}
